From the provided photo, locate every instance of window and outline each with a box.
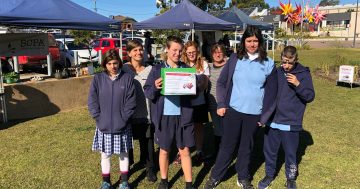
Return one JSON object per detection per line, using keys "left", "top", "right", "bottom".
{"left": 102, "top": 40, "right": 110, "bottom": 47}
{"left": 93, "top": 40, "right": 100, "bottom": 48}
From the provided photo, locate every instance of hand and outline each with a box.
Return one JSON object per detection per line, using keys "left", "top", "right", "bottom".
{"left": 217, "top": 108, "right": 226, "bottom": 117}
{"left": 155, "top": 78, "right": 163, "bottom": 89}
{"left": 286, "top": 73, "right": 300, "bottom": 87}
{"left": 257, "top": 122, "right": 265, "bottom": 127}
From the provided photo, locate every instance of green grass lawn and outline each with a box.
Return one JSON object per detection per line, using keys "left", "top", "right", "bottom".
{"left": 1, "top": 48, "right": 360, "bottom": 188}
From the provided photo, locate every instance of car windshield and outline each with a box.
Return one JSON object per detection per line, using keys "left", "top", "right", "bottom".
{"left": 114, "top": 40, "right": 127, "bottom": 48}
{"left": 66, "top": 42, "right": 89, "bottom": 50}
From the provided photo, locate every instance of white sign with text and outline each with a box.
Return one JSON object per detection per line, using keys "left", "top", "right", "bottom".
{"left": 338, "top": 65, "right": 356, "bottom": 83}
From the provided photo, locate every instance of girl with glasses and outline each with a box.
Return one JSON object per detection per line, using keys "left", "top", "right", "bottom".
{"left": 181, "top": 40, "right": 210, "bottom": 166}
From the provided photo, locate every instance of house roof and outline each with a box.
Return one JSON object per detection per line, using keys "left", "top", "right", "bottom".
{"left": 239, "top": 7, "right": 256, "bottom": 15}
{"left": 325, "top": 12, "right": 351, "bottom": 21}
{"left": 113, "top": 15, "right": 137, "bottom": 23}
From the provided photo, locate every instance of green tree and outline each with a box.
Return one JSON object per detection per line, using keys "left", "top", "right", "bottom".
{"left": 156, "top": 0, "right": 226, "bottom": 12}
{"left": 319, "top": 0, "right": 339, "bottom": 6}
{"left": 230, "top": 0, "right": 269, "bottom": 9}
{"left": 188, "top": 0, "right": 226, "bottom": 11}
{"left": 69, "top": 30, "right": 95, "bottom": 46}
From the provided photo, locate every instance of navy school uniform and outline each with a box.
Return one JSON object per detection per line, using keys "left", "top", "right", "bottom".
{"left": 210, "top": 53, "right": 275, "bottom": 182}
{"left": 143, "top": 61, "right": 208, "bottom": 151}
{"left": 260, "top": 62, "right": 315, "bottom": 180}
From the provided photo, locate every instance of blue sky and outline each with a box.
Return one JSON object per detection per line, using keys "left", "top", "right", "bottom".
{"left": 71, "top": 0, "right": 357, "bottom": 22}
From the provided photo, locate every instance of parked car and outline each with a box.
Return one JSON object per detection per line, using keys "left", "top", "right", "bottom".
{"left": 56, "top": 38, "right": 99, "bottom": 67}
{"left": 92, "top": 38, "right": 128, "bottom": 62}
{"left": 7, "top": 34, "right": 60, "bottom": 71}
{"left": 101, "top": 32, "right": 119, "bottom": 38}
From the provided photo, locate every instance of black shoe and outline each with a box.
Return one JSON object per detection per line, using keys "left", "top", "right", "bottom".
{"left": 237, "top": 179, "right": 254, "bottom": 189}
{"left": 193, "top": 152, "right": 204, "bottom": 166}
{"left": 258, "top": 175, "right": 274, "bottom": 189}
{"left": 158, "top": 181, "right": 169, "bottom": 189}
{"left": 146, "top": 167, "right": 157, "bottom": 182}
{"left": 204, "top": 178, "right": 218, "bottom": 189}
{"left": 285, "top": 179, "right": 297, "bottom": 189}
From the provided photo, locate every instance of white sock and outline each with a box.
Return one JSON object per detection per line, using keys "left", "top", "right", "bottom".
{"left": 101, "top": 152, "right": 111, "bottom": 174}
{"left": 119, "top": 152, "right": 129, "bottom": 173}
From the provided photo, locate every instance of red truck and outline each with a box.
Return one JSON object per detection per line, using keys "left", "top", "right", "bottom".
{"left": 6, "top": 34, "right": 60, "bottom": 70}
{"left": 92, "top": 38, "right": 128, "bottom": 62}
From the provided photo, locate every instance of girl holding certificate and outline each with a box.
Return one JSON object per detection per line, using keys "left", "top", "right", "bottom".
{"left": 204, "top": 26, "right": 275, "bottom": 189}
{"left": 88, "top": 49, "right": 136, "bottom": 189}
{"left": 181, "top": 41, "right": 210, "bottom": 166}
{"left": 122, "top": 40, "right": 157, "bottom": 182}
{"left": 144, "top": 36, "right": 198, "bottom": 189}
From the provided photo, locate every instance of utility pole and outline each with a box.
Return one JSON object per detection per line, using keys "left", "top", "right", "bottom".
{"left": 353, "top": 0, "right": 359, "bottom": 48}
{"left": 94, "top": 0, "right": 97, "bottom": 13}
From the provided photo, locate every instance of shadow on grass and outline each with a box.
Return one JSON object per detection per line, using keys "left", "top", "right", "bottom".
{"left": 258, "top": 129, "right": 314, "bottom": 178}
{"left": 336, "top": 81, "right": 360, "bottom": 89}
{"left": 201, "top": 126, "right": 314, "bottom": 182}
{"left": 0, "top": 118, "right": 32, "bottom": 130}
{"left": 1, "top": 85, "right": 60, "bottom": 127}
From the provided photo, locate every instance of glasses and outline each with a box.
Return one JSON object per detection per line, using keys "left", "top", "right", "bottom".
{"left": 281, "top": 57, "right": 296, "bottom": 65}
{"left": 186, "top": 51, "right": 197, "bottom": 56}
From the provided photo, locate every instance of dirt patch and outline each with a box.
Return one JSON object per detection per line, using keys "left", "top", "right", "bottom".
{"left": 314, "top": 68, "right": 338, "bottom": 82}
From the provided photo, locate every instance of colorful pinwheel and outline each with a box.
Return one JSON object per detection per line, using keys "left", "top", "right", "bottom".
{"left": 303, "top": 4, "right": 315, "bottom": 23}
{"left": 313, "top": 5, "right": 326, "bottom": 25}
{"left": 279, "top": 0, "right": 294, "bottom": 16}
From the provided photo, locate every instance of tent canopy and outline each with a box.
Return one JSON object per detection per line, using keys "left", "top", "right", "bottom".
{"left": 133, "top": 0, "right": 235, "bottom": 30}
{"left": 0, "top": 0, "right": 120, "bottom": 31}
{"left": 217, "top": 6, "right": 273, "bottom": 31}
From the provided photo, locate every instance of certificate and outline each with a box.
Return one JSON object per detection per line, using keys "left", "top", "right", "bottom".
{"left": 161, "top": 68, "right": 196, "bottom": 95}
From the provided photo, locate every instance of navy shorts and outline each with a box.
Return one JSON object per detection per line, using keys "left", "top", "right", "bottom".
{"left": 155, "top": 115, "right": 195, "bottom": 151}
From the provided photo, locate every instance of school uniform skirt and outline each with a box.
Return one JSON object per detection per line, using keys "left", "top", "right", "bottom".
{"left": 92, "top": 126, "right": 133, "bottom": 156}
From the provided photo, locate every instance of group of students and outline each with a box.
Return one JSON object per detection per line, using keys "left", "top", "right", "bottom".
{"left": 87, "top": 25, "right": 315, "bottom": 189}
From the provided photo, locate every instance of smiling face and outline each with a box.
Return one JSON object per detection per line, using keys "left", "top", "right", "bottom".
{"left": 244, "top": 35, "right": 259, "bottom": 55}
{"left": 166, "top": 41, "right": 183, "bottom": 65}
{"left": 106, "top": 59, "right": 119, "bottom": 76}
{"left": 185, "top": 45, "right": 198, "bottom": 63}
{"left": 128, "top": 46, "right": 144, "bottom": 62}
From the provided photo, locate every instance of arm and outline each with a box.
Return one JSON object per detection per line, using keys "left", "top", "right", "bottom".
{"left": 259, "top": 66, "right": 278, "bottom": 125}
{"left": 122, "top": 77, "right": 137, "bottom": 122}
{"left": 88, "top": 77, "right": 100, "bottom": 120}
{"left": 216, "top": 53, "right": 235, "bottom": 109}
{"left": 294, "top": 71, "right": 315, "bottom": 103}
{"left": 196, "top": 74, "right": 209, "bottom": 94}
{"left": 143, "top": 66, "right": 161, "bottom": 101}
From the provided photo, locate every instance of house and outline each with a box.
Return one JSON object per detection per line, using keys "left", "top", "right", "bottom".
{"left": 112, "top": 15, "right": 137, "bottom": 31}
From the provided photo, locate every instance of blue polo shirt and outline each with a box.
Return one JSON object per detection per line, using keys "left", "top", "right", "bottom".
{"left": 229, "top": 57, "right": 274, "bottom": 115}
{"left": 163, "top": 61, "right": 181, "bottom": 115}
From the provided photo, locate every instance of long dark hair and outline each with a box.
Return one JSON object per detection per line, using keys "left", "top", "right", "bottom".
{"left": 237, "top": 25, "right": 268, "bottom": 62}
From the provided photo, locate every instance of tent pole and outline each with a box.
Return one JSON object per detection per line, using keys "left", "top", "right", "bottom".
{"left": 191, "top": 28, "right": 194, "bottom": 41}
{"left": 272, "top": 29, "right": 275, "bottom": 60}
{"left": 234, "top": 27, "right": 237, "bottom": 53}
{"left": 0, "top": 58, "right": 8, "bottom": 123}
{"left": 119, "top": 31, "right": 123, "bottom": 60}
